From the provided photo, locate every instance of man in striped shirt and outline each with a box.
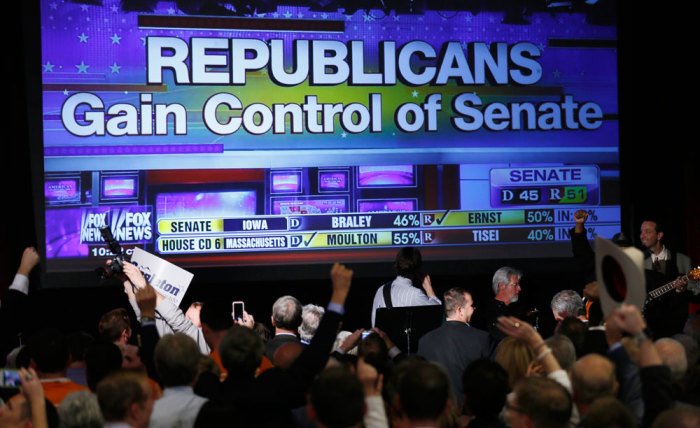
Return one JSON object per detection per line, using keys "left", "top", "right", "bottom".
{"left": 371, "top": 247, "right": 441, "bottom": 327}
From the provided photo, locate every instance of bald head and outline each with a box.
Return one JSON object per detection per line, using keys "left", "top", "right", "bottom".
{"left": 571, "top": 354, "right": 616, "bottom": 406}
{"left": 655, "top": 338, "right": 688, "bottom": 382}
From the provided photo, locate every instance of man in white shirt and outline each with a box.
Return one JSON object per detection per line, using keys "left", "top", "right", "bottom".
{"left": 370, "top": 247, "right": 441, "bottom": 327}
{"left": 149, "top": 333, "right": 208, "bottom": 428}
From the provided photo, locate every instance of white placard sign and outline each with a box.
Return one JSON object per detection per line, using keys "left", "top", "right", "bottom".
{"left": 130, "top": 247, "right": 193, "bottom": 307}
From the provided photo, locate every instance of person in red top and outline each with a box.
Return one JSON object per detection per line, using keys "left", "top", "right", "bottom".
{"left": 28, "top": 328, "right": 89, "bottom": 407}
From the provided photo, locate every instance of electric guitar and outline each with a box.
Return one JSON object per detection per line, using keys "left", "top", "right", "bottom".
{"left": 643, "top": 267, "right": 700, "bottom": 308}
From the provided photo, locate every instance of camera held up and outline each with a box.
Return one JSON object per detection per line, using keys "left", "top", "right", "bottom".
{"left": 95, "top": 225, "right": 128, "bottom": 279}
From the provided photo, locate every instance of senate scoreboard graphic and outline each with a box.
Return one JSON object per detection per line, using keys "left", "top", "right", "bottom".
{"left": 154, "top": 205, "right": 618, "bottom": 254}
{"left": 43, "top": 163, "right": 620, "bottom": 270}
{"left": 36, "top": 1, "right": 621, "bottom": 271}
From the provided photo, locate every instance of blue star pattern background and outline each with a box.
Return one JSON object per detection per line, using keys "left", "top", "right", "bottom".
{"left": 40, "top": 1, "right": 618, "bottom": 171}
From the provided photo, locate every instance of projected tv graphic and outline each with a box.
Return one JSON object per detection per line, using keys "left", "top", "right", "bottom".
{"left": 38, "top": 1, "right": 621, "bottom": 272}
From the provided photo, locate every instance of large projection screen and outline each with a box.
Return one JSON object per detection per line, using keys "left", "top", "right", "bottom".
{"left": 37, "top": 2, "right": 621, "bottom": 276}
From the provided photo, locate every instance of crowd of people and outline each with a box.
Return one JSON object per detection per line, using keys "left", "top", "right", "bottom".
{"left": 0, "top": 212, "right": 699, "bottom": 428}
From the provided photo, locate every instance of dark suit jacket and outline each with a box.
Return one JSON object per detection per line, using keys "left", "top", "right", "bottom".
{"left": 264, "top": 333, "right": 300, "bottom": 362}
{"left": 196, "top": 310, "right": 342, "bottom": 427}
{"left": 608, "top": 344, "right": 644, "bottom": 423}
{"left": 470, "top": 298, "right": 524, "bottom": 347}
{"left": 417, "top": 321, "right": 490, "bottom": 408}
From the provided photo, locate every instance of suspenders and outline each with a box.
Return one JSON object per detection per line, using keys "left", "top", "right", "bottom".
{"left": 382, "top": 281, "right": 393, "bottom": 308}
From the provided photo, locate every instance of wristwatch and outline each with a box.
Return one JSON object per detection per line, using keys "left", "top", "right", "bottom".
{"left": 633, "top": 328, "right": 653, "bottom": 344}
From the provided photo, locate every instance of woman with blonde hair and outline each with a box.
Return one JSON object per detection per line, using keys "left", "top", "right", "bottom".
{"left": 494, "top": 336, "right": 537, "bottom": 389}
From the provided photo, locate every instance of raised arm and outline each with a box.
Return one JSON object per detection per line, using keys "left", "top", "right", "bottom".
{"left": 571, "top": 209, "right": 595, "bottom": 291}
{"left": 1, "top": 247, "right": 40, "bottom": 357}
{"left": 497, "top": 316, "right": 566, "bottom": 386}
{"left": 121, "top": 261, "right": 162, "bottom": 315}
{"left": 135, "top": 283, "right": 161, "bottom": 381}
{"left": 330, "top": 262, "right": 352, "bottom": 306}
{"left": 573, "top": 209, "right": 588, "bottom": 235}
{"left": 122, "top": 261, "right": 209, "bottom": 353}
{"left": 604, "top": 306, "right": 644, "bottom": 423}
{"left": 609, "top": 304, "right": 672, "bottom": 427}
{"left": 19, "top": 367, "right": 48, "bottom": 428}
{"left": 357, "top": 357, "right": 388, "bottom": 428}
{"left": 258, "top": 263, "right": 354, "bottom": 407}
{"left": 17, "top": 247, "right": 40, "bottom": 278}
{"left": 422, "top": 274, "right": 437, "bottom": 298}
{"left": 8, "top": 247, "right": 40, "bottom": 295}
{"left": 608, "top": 305, "right": 662, "bottom": 367}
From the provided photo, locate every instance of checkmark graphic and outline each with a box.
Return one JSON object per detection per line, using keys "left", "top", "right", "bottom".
{"left": 303, "top": 232, "right": 317, "bottom": 247}
{"left": 435, "top": 210, "right": 450, "bottom": 225}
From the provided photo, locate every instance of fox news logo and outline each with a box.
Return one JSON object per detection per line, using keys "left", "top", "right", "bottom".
{"left": 80, "top": 207, "right": 153, "bottom": 244}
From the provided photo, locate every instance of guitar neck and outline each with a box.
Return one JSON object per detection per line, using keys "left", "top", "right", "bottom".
{"left": 647, "top": 275, "right": 687, "bottom": 300}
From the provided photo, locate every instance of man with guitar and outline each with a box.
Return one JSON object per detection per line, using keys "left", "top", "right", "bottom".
{"left": 640, "top": 219, "right": 694, "bottom": 288}
{"left": 639, "top": 218, "right": 700, "bottom": 336}
{"left": 572, "top": 211, "right": 698, "bottom": 338}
